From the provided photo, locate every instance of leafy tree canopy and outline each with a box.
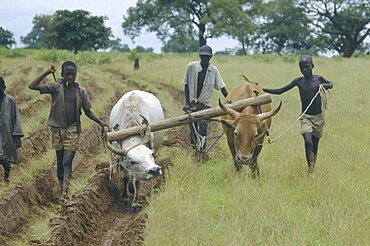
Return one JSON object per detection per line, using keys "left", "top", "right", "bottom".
{"left": 0, "top": 27, "right": 16, "bottom": 48}
{"left": 45, "top": 10, "right": 113, "bottom": 53}
{"left": 211, "top": 0, "right": 261, "bottom": 55}
{"left": 161, "top": 26, "right": 199, "bottom": 53}
{"left": 21, "top": 15, "right": 52, "bottom": 49}
{"left": 303, "top": 0, "right": 370, "bottom": 58}
{"left": 256, "top": 0, "right": 315, "bottom": 55}
{"left": 122, "top": 0, "right": 226, "bottom": 48}
{"left": 23, "top": 10, "right": 113, "bottom": 53}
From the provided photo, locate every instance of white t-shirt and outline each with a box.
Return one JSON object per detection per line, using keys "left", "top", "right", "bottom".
{"left": 182, "top": 61, "right": 225, "bottom": 107}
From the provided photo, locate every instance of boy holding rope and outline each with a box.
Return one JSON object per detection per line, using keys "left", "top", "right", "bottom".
{"left": 263, "top": 55, "right": 333, "bottom": 173}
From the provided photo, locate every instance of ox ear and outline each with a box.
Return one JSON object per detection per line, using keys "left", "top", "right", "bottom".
{"left": 257, "top": 101, "right": 282, "bottom": 122}
{"left": 221, "top": 119, "right": 235, "bottom": 129}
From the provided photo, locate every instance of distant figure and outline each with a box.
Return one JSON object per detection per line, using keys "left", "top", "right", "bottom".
{"left": 182, "top": 44, "right": 228, "bottom": 150}
{"left": 0, "top": 76, "right": 24, "bottom": 185}
{"left": 263, "top": 55, "right": 333, "bottom": 173}
{"left": 134, "top": 58, "right": 140, "bottom": 70}
{"left": 29, "top": 61, "right": 106, "bottom": 197}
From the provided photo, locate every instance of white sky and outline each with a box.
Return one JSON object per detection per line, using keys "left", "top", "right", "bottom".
{"left": 0, "top": 0, "right": 239, "bottom": 53}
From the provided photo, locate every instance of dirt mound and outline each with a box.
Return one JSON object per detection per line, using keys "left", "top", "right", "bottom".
{"left": 46, "top": 159, "right": 172, "bottom": 246}
{"left": 20, "top": 97, "right": 50, "bottom": 119}
{"left": 0, "top": 168, "right": 60, "bottom": 233}
{"left": 19, "top": 125, "right": 51, "bottom": 164}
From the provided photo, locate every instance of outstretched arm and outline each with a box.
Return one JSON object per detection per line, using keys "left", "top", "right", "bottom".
{"left": 29, "top": 65, "right": 56, "bottom": 90}
{"left": 263, "top": 81, "right": 296, "bottom": 95}
{"left": 85, "top": 109, "right": 105, "bottom": 128}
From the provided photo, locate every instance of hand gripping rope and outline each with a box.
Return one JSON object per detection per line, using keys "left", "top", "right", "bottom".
{"left": 260, "top": 83, "right": 327, "bottom": 145}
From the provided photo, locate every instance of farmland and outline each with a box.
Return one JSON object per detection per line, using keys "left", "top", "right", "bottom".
{"left": 0, "top": 49, "right": 369, "bottom": 245}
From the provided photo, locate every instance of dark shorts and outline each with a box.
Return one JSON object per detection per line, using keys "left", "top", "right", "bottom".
{"left": 51, "top": 125, "right": 79, "bottom": 151}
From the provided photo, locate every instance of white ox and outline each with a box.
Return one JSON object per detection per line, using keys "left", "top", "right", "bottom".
{"left": 107, "top": 90, "right": 165, "bottom": 212}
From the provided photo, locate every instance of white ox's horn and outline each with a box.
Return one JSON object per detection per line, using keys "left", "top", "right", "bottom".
{"left": 218, "top": 99, "right": 239, "bottom": 119}
{"left": 104, "top": 118, "right": 151, "bottom": 156}
{"left": 257, "top": 101, "right": 282, "bottom": 122}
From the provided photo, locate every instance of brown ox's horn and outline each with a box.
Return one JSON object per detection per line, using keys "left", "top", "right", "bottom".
{"left": 218, "top": 99, "right": 239, "bottom": 119}
{"left": 257, "top": 101, "right": 282, "bottom": 122}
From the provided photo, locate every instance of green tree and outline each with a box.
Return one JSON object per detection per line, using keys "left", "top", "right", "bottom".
{"left": 304, "top": 0, "right": 370, "bottom": 58}
{"left": 122, "top": 0, "right": 222, "bottom": 47}
{"left": 45, "top": 10, "right": 113, "bottom": 53}
{"left": 110, "top": 38, "right": 131, "bottom": 52}
{"left": 21, "top": 15, "right": 52, "bottom": 49}
{"left": 162, "top": 27, "right": 199, "bottom": 53}
{"left": 212, "top": 0, "right": 261, "bottom": 55}
{"left": 0, "top": 27, "right": 16, "bottom": 48}
{"left": 256, "top": 0, "right": 314, "bottom": 55}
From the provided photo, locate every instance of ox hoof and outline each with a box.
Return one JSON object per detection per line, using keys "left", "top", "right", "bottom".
{"left": 129, "top": 203, "right": 142, "bottom": 213}
{"left": 234, "top": 164, "right": 242, "bottom": 172}
{"left": 123, "top": 198, "right": 131, "bottom": 207}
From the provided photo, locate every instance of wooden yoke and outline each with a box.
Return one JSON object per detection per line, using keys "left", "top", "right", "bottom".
{"left": 107, "top": 93, "right": 271, "bottom": 142}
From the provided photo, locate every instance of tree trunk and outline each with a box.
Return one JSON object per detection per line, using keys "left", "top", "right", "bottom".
{"left": 198, "top": 23, "right": 207, "bottom": 47}
{"left": 343, "top": 43, "right": 357, "bottom": 58}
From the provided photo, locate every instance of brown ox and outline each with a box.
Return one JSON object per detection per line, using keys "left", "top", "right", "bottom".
{"left": 219, "top": 81, "right": 281, "bottom": 177}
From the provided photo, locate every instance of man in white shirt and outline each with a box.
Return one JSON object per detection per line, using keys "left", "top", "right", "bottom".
{"left": 182, "top": 45, "right": 228, "bottom": 149}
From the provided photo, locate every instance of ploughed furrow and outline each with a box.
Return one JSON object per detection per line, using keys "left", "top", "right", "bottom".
{"left": 46, "top": 159, "right": 171, "bottom": 246}
{"left": 0, "top": 87, "right": 125, "bottom": 240}
{"left": 0, "top": 168, "right": 60, "bottom": 234}
{"left": 0, "top": 121, "right": 105, "bottom": 238}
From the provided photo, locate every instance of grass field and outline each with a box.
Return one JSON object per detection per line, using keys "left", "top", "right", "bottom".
{"left": 137, "top": 54, "right": 370, "bottom": 245}
{"left": 0, "top": 49, "right": 369, "bottom": 244}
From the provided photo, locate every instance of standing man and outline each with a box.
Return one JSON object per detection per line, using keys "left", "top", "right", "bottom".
{"left": 263, "top": 55, "right": 333, "bottom": 173}
{"left": 182, "top": 44, "right": 228, "bottom": 150}
{"left": 29, "top": 61, "right": 105, "bottom": 197}
{"left": 0, "top": 76, "right": 24, "bottom": 184}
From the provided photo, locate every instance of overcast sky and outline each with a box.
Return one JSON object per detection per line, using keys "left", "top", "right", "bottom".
{"left": 0, "top": 0, "right": 238, "bottom": 53}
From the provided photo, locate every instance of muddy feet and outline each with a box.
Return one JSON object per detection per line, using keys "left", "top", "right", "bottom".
{"left": 122, "top": 198, "right": 143, "bottom": 213}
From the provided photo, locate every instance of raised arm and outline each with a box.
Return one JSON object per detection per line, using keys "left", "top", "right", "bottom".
{"left": 29, "top": 65, "right": 56, "bottom": 90}
{"left": 263, "top": 81, "right": 296, "bottom": 95}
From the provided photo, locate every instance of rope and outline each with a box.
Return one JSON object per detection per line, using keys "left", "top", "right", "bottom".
{"left": 260, "top": 84, "right": 325, "bottom": 145}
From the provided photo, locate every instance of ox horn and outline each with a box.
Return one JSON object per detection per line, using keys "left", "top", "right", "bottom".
{"left": 257, "top": 101, "right": 282, "bottom": 122}
{"left": 218, "top": 99, "right": 239, "bottom": 119}
{"left": 104, "top": 120, "right": 152, "bottom": 156}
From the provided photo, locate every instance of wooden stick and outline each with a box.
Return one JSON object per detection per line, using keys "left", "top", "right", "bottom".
{"left": 107, "top": 93, "right": 271, "bottom": 142}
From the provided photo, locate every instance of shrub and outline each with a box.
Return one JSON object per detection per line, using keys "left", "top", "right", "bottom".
{"left": 37, "top": 49, "right": 73, "bottom": 62}
{"left": 0, "top": 48, "right": 27, "bottom": 58}
{"left": 98, "top": 54, "right": 112, "bottom": 65}
{"left": 76, "top": 52, "right": 96, "bottom": 65}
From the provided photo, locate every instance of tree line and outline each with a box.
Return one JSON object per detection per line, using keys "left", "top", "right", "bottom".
{"left": 0, "top": 0, "right": 369, "bottom": 58}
